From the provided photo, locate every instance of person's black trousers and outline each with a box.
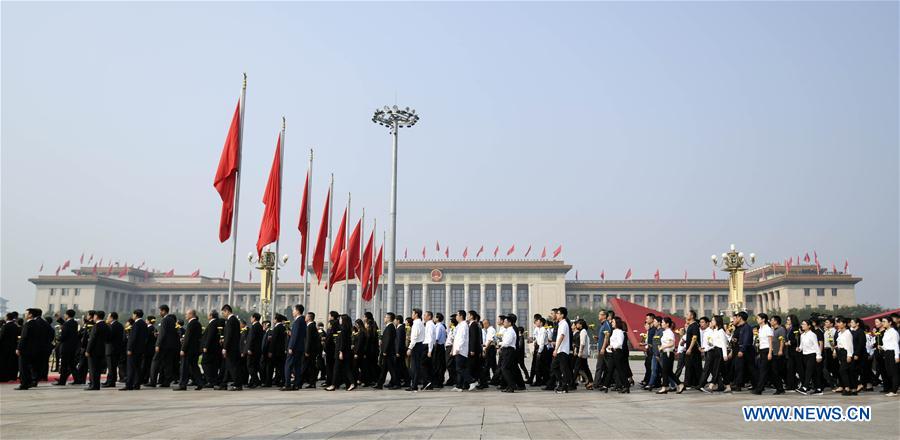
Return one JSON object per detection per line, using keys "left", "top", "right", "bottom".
{"left": 245, "top": 354, "right": 260, "bottom": 386}
{"left": 180, "top": 353, "right": 202, "bottom": 388}
{"left": 837, "top": 349, "right": 855, "bottom": 389}
{"left": 201, "top": 353, "right": 221, "bottom": 387}
{"left": 225, "top": 353, "right": 243, "bottom": 387}
{"left": 409, "top": 342, "right": 424, "bottom": 388}
{"left": 684, "top": 350, "right": 701, "bottom": 387}
{"left": 881, "top": 350, "right": 898, "bottom": 393}
{"left": 432, "top": 344, "right": 446, "bottom": 386}
{"left": 104, "top": 353, "right": 120, "bottom": 385}
{"left": 499, "top": 347, "right": 516, "bottom": 390}
{"left": 802, "top": 353, "right": 819, "bottom": 391}
{"left": 87, "top": 355, "right": 105, "bottom": 390}
{"left": 753, "top": 348, "right": 771, "bottom": 392}
{"left": 455, "top": 354, "right": 471, "bottom": 388}
{"left": 18, "top": 355, "right": 34, "bottom": 387}
{"left": 57, "top": 350, "right": 76, "bottom": 385}
{"left": 125, "top": 352, "right": 143, "bottom": 389}
{"left": 551, "top": 352, "right": 572, "bottom": 391}
{"left": 445, "top": 347, "right": 456, "bottom": 386}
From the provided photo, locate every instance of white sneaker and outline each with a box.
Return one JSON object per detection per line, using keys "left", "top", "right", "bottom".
{"left": 469, "top": 383, "right": 477, "bottom": 391}
{"left": 886, "top": 392, "right": 897, "bottom": 397}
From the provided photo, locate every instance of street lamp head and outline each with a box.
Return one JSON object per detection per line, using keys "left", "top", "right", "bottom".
{"left": 738, "top": 252, "right": 744, "bottom": 258}
{"left": 730, "top": 244, "right": 736, "bottom": 251}
{"left": 711, "top": 254, "right": 717, "bottom": 262}
{"left": 281, "top": 254, "right": 289, "bottom": 264}
{"left": 247, "top": 252, "right": 255, "bottom": 263}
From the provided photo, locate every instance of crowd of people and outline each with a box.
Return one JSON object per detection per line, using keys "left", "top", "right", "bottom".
{"left": 2, "top": 304, "right": 898, "bottom": 397}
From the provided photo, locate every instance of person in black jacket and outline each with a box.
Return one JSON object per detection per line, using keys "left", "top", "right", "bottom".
{"left": 245, "top": 313, "right": 263, "bottom": 388}
{"left": 324, "top": 311, "right": 339, "bottom": 387}
{"left": 15, "top": 309, "right": 46, "bottom": 390}
{"left": 103, "top": 312, "right": 125, "bottom": 387}
{"left": 850, "top": 317, "right": 867, "bottom": 393}
{"left": 121, "top": 309, "right": 148, "bottom": 391}
{"left": 282, "top": 304, "right": 306, "bottom": 391}
{"left": 53, "top": 310, "right": 79, "bottom": 385}
{"left": 201, "top": 311, "right": 222, "bottom": 388}
{"left": 84, "top": 310, "right": 109, "bottom": 391}
{"left": 73, "top": 311, "right": 95, "bottom": 385}
{"left": 0, "top": 312, "right": 21, "bottom": 382}
{"left": 468, "top": 311, "right": 483, "bottom": 385}
{"left": 149, "top": 305, "right": 178, "bottom": 387}
{"left": 259, "top": 320, "right": 272, "bottom": 386}
{"left": 326, "top": 314, "right": 355, "bottom": 391}
{"left": 35, "top": 316, "right": 54, "bottom": 383}
{"left": 302, "top": 312, "right": 320, "bottom": 388}
{"left": 175, "top": 309, "right": 203, "bottom": 391}
{"left": 377, "top": 312, "right": 397, "bottom": 389}
{"left": 142, "top": 317, "right": 157, "bottom": 384}
{"left": 218, "top": 304, "right": 243, "bottom": 391}
{"left": 394, "top": 315, "right": 408, "bottom": 387}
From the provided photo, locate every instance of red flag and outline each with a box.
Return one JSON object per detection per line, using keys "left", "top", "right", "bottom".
{"left": 79, "top": 253, "right": 84, "bottom": 264}
{"left": 347, "top": 220, "right": 362, "bottom": 279}
{"left": 436, "top": 240, "right": 440, "bottom": 252}
{"left": 329, "top": 252, "right": 349, "bottom": 288}
{"left": 119, "top": 265, "right": 128, "bottom": 277}
{"left": 815, "top": 261, "right": 821, "bottom": 274}
{"left": 92, "top": 264, "right": 98, "bottom": 275}
{"left": 552, "top": 245, "right": 562, "bottom": 258}
{"left": 804, "top": 253, "right": 810, "bottom": 263}
{"left": 312, "top": 190, "right": 330, "bottom": 284}
{"left": 844, "top": 260, "right": 849, "bottom": 273}
{"left": 476, "top": 245, "right": 484, "bottom": 257}
{"left": 444, "top": 246, "right": 449, "bottom": 258}
{"left": 297, "top": 171, "right": 310, "bottom": 276}
{"left": 99, "top": 258, "right": 104, "bottom": 267}
{"left": 600, "top": 270, "right": 605, "bottom": 280}
{"left": 165, "top": 269, "right": 174, "bottom": 277}
{"left": 88, "top": 254, "right": 93, "bottom": 264}
{"left": 540, "top": 246, "right": 547, "bottom": 258}
{"left": 524, "top": 245, "right": 532, "bottom": 258}
{"left": 462, "top": 247, "right": 469, "bottom": 259}
{"left": 654, "top": 269, "right": 660, "bottom": 282}
{"left": 106, "top": 265, "right": 113, "bottom": 275}
{"left": 359, "top": 231, "right": 375, "bottom": 295}
{"left": 191, "top": 269, "right": 200, "bottom": 278}
{"left": 55, "top": 266, "right": 60, "bottom": 276}
{"left": 813, "top": 250, "right": 818, "bottom": 261}
{"left": 62, "top": 259, "right": 70, "bottom": 270}
{"left": 788, "top": 256, "right": 793, "bottom": 265}
{"left": 493, "top": 246, "right": 499, "bottom": 257}
{"left": 404, "top": 248, "right": 408, "bottom": 259}
{"left": 330, "top": 207, "right": 348, "bottom": 267}
{"left": 421, "top": 246, "right": 426, "bottom": 259}
{"left": 214, "top": 99, "right": 242, "bottom": 243}
{"left": 256, "top": 134, "right": 282, "bottom": 257}
{"left": 366, "top": 245, "right": 384, "bottom": 302}
{"left": 506, "top": 244, "right": 515, "bottom": 256}
{"left": 625, "top": 268, "right": 632, "bottom": 280}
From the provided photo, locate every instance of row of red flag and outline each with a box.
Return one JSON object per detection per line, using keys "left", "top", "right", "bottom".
{"left": 401, "top": 243, "right": 563, "bottom": 259}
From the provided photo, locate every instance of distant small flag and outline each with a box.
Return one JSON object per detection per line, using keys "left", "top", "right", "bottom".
{"left": 575, "top": 270, "right": 579, "bottom": 280}
{"left": 552, "top": 245, "right": 562, "bottom": 258}
{"left": 436, "top": 240, "right": 440, "bottom": 252}
{"left": 39, "top": 263, "right": 44, "bottom": 272}
{"left": 119, "top": 265, "right": 128, "bottom": 277}
{"left": 404, "top": 248, "right": 408, "bottom": 259}
{"left": 540, "top": 246, "right": 547, "bottom": 259}
{"left": 80, "top": 253, "right": 84, "bottom": 264}
{"left": 421, "top": 246, "right": 426, "bottom": 259}
{"left": 654, "top": 269, "right": 660, "bottom": 282}
{"left": 222, "top": 270, "right": 226, "bottom": 278}
{"left": 165, "top": 269, "right": 174, "bottom": 277}
{"left": 625, "top": 268, "right": 632, "bottom": 280}
{"left": 831, "top": 263, "right": 837, "bottom": 274}
{"left": 444, "top": 247, "right": 449, "bottom": 258}
{"left": 600, "top": 270, "right": 605, "bottom": 280}
{"left": 106, "top": 265, "right": 113, "bottom": 275}
{"left": 506, "top": 244, "right": 515, "bottom": 256}
{"left": 524, "top": 245, "right": 532, "bottom": 258}
{"left": 476, "top": 245, "right": 484, "bottom": 257}
{"left": 844, "top": 260, "right": 849, "bottom": 273}
{"left": 99, "top": 258, "right": 104, "bottom": 267}
{"left": 191, "top": 269, "right": 200, "bottom": 278}
{"left": 249, "top": 270, "right": 253, "bottom": 282}
{"left": 684, "top": 270, "right": 687, "bottom": 281}
{"left": 804, "top": 253, "right": 810, "bottom": 263}
{"left": 463, "top": 247, "right": 469, "bottom": 259}
{"left": 88, "top": 254, "right": 93, "bottom": 264}
{"left": 712, "top": 270, "right": 717, "bottom": 280}
{"left": 493, "top": 246, "right": 499, "bottom": 257}
{"left": 62, "top": 259, "right": 70, "bottom": 270}
{"left": 92, "top": 263, "right": 98, "bottom": 275}
{"left": 55, "top": 265, "right": 60, "bottom": 276}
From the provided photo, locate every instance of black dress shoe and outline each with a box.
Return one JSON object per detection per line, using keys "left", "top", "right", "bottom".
{"left": 173, "top": 386, "right": 187, "bottom": 391}
{"left": 214, "top": 385, "right": 228, "bottom": 391}
{"left": 101, "top": 383, "right": 116, "bottom": 388}
{"left": 118, "top": 387, "right": 132, "bottom": 391}
{"left": 228, "top": 386, "right": 243, "bottom": 391}
{"left": 84, "top": 387, "right": 99, "bottom": 391}
{"left": 15, "top": 385, "right": 30, "bottom": 390}
{"left": 52, "top": 382, "right": 66, "bottom": 386}
{"left": 304, "top": 384, "right": 316, "bottom": 389}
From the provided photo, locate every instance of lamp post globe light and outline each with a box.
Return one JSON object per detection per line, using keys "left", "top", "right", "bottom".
{"left": 711, "top": 244, "right": 756, "bottom": 315}
{"left": 372, "top": 105, "right": 419, "bottom": 315}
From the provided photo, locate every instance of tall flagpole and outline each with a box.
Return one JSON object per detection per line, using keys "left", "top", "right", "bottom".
{"left": 326, "top": 175, "right": 333, "bottom": 297}
{"left": 228, "top": 73, "right": 247, "bottom": 306}
{"left": 271, "top": 117, "right": 285, "bottom": 320}
{"left": 356, "top": 209, "right": 365, "bottom": 319}
{"left": 303, "top": 149, "right": 313, "bottom": 308}
{"left": 344, "top": 193, "right": 351, "bottom": 316}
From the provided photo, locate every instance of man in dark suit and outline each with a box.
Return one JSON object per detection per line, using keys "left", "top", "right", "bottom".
{"left": 245, "top": 313, "right": 263, "bottom": 388}
{"left": 121, "top": 309, "right": 148, "bottom": 391}
{"left": 0, "top": 312, "right": 21, "bottom": 382}
{"left": 149, "top": 305, "right": 178, "bottom": 387}
{"left": 282, "top": 304, "right": 306, "bottom": 391}
{"left": 103, "top": 312, "right": 125, "bottom": 387}
{"left": 35, "top": 315, "right": 54, "bottom": 382}
{"left": 175, "top": 309, "right": 203, "bottom": 391}
{"left": 218, "top": 304, "right": 243, "bottom": 391}
{"left": 377, "top": 312, "right": 397, "bottom": 389}
{"left": 201, "top": 311, "right": 222, "bottom": 388}
{"left": 85, "top": 310, "right": 109, "bottom": 390}
{"left": 302, "top": 312, "right": 320, "bottom": 388}
{"left": 53, "top": 309, "right": 79, "bottom": 385}
{"left": 73, "top": 311, "right": 95, "bottom": 385}
{"left": 15, "top": 309, "right": 45, "bottom": 390}
{"left": 468, "top": 311, "right": 483, "bottom": 385}
{"left": 394, "top": 315, "right": 408, "bottom": 387}
{"left": 266, "top": 314, "right": 287, "bottom": 388}
{"left": 259, "top": 320, "right": 272, "bottom": 386}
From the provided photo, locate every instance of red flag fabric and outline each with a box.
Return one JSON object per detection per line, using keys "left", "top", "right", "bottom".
{"left": 654, "top": 269, "right": 660, "bottom": 281}
{"left": 506, "top": 244, "right": 515, "bottom": 256}
{"left": 92, "top": 264, "right": 98, "bottom": 275}
{"left": 297, "top": 171, "right": 310, "bottom": 276}
{"left": 804, "top": 253, "right": 810, "bottom": 263}
{"left": 541, "top": 246, "right": 547, "bottom": 258}
{"left": 444, "top": 247, "right": 449, "bottom": 258}
{"left": 625, "top": 268, "right": 632, "bottom": 280}
{"left": 256, "top": 134, "right": 282, "bottom": 257}
{"left": 476, "top": 245, "right": 484, "bottom": 257}
{"left": 815, "top": 261, "right": 821, "bottom": 274}
{"left": 80, "top": 253, "right": 84, "bottom": 264}
{"left": 844, "top": 260, "right": 849, "bottom": 273}
{"left": 214, "top": 100, "right": 242, "bottom": 243}
{"left": 552, "top": 245, "right": 562, "bottom": 258}
{"left": 421, "top": 246, "right": 426, "bottom": 259}
{"left": 524, "top": 245, "right": 532, "bottom": 258}
{"left": 788, "top": 257, "right": 793, "bottom": 265}
{"left": 330, "top": 207, "right": 348, "bottom": 267}
{"left": 366, "top": 245, "right": 384, "bottom": 302}
{"left": 120, "top": 266, "right": 128, "bottom": 277}
{"left": 62, "top": 260, "right": 70, "bottom": 270}
{"left": 436, "top": 241, "right": 440, "bottom": 252}
{"left": 55, "top": 266, "right": 60, "bottom": 276}
{"left": 312, "top": 190, "right": 331, "bottom": 284}
{"left": 462, "top": 247, "right": 469, "bottom": 259}
{"left": 814, "top": 250, "right": 818, "bottom": 260}
{"left": 493, "top": 246, "right": 499, "bottom": 257}
{"left": 359, "top": 231, "right": 375, "bottom": 295}
{"left": 191, "top": 269, "right": 200, "bottom": 278}
{"left": 99, "top": 258, "right": 104, "bottom": 267}
{"left": 600, "top": 270, "right": 605, "bottom": 280}
{"left": 328, "top": 252, "right": 349, "bottom": 288}
{"left": 165, "top": 269, "right": 174, "bottom": 277}
{"left": 347, "top": 220, "right": 362, "bottom": 279}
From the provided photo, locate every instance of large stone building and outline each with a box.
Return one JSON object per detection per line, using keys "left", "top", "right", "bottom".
{"left": 30, "top": 260, "right": 860, "bottom": 330}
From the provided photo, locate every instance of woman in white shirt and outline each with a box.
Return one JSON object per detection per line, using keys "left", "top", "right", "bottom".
{"left": 799, "top": 319, "right": 823, "bottom": 395}
{"left": 572, "top": 319, "right": 594, "bottom": 389}
{"left": 700, "top": 315, "right": 728, "bottom": 393}
{"left": 656, "top": 317, "right": 680, "bottom": 394}
{"left": 878, "top": 317, "right": 899, "bottom": 396}
{"left": 607, "top": 317, "right": 629, "bottom": 393}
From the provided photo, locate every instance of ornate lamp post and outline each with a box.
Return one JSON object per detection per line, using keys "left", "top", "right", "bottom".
{"left": 248, "top": 247, "right": 287, "bottom": 321}
{"left": 711, "top": 244, "right": 755, "bottom": 314}
{"left": 372, "top": 105, "right": 420, "bottom": 314}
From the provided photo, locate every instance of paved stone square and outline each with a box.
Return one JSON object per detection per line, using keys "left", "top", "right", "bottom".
{"left": 2, "top": 360, "right": 898, "bottom": 439}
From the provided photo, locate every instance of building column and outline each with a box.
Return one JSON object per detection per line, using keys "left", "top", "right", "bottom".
{"left": 422, "top": 284, "right": 428, "bottom": 313}
{"left": 402, "top": 284, "right": 409, "bottom": 317}
{"left": 512, "top": 285, "right": 518, "bottom": 316}
{"left": 479, "top": 283, "right": 486, "bottom": 317}
{"left": 464, "top": 284, "right": 470, "bottom": 312}
{"left": 495, "top": 284, "right": 501, "bottom": 320}
{"left": 445, "top": 283, "right": 451, "bottom": 320}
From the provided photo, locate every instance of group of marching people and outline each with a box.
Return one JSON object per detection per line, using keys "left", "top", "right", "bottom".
{"left": 5, "top": 303, "right": 899, "bottom": 397}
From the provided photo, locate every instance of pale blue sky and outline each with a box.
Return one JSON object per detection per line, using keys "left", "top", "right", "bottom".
{"left": 2, "top": 1, "right": 898, "bottom": 311}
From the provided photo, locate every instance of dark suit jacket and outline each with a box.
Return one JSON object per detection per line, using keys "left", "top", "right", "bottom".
{"left": 288, "top": 317, "right": 306, "bottom": 353}
{"left": 246, "top": 322, "right": 263, "bottom": 355}
{"left": 395, "top": 324, "right": 406, "bottom": 356}
{"left": 156, "top": 314, "right": 179, "bottom": 351}
{"left": 261, "top": 328, "right": 272, "bottom": 354}
{"left": 181, "top": 318, "right": 202, "bottom": 355}
{"left": 304, "top": 321, "right": 320, "bottom": 356}
{"left": 223, "top": 315, "right": 241, "bottom": 354}
{"left": 86, "top": 321, "right": 110, "bottom": 357}
{"left": 381, "top": 323, "right": 396, "bottom": 356}
{"left": 128, "top": 319, "right": 148, "bottom": 354}
{"left": 268, "top": 323, "right": 286, "bottom": 357}
{"left": 59, "top": 319, "right": 79, "bottom": 354}
{"left": 106, "top": 321, "right": 125, "bottom": 356}
{"left": 468, "top": 322, "right": 482, "bottom": 357}
{"left": 17, "top": 319, "right": 41, "bottom": 357}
